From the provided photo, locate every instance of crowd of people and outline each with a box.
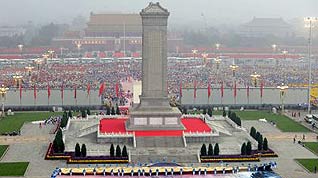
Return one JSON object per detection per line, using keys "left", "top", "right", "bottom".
{"left": 0, "top": 56, "right": 317, "bottom": 98}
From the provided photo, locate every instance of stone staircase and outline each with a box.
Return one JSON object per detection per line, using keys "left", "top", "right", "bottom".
{"left": 136, "top": 136, "right": 184, "bottom": 147}
{"left": 76, "top": 124, "right": 98, "bottom": 137}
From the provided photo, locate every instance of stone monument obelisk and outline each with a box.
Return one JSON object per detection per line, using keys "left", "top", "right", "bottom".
{"left": 127, "top": 2, "right": 184, "bottom": 130}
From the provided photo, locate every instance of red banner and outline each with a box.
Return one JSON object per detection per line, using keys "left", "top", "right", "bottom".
{"left": 34, "top": 84, "right": 36, "bottom": 100}
{"left": 194, "top": 80, "right": 197, "bottom": 99}
{"left": 74, "top": 85, "right": 77, "bottom": 99}
{"left": 99, "top": 82, "right": 105, "bottom": 97}
{"left": 221, "top": 82, "right": 224, "bottom": 98}
{"left": 208, "top": 82, "right": 211, "bottom": 98}
{"left": 234, "top": 81, "right": 237, "bottom": 98}
{"left": 247, "top": 85, "right": 250, "bottom": 97}
{"left": 260, "top": 81, "right": 264, "bottom": 98}
{"left": 87, "top": 83, "right": 91, "bottom": 96}
{"left": 47, "top": 84, "right": 51, "bottom": 99}
{"left": 19, "top": 84, "right": 22, "bottom": 101}
{"left": 61, "top": 84, "right": 64, "bottom": 100}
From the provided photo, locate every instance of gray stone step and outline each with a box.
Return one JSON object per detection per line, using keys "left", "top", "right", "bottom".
{"left": 136, "top": 136, "right": 184, "bottom": 147}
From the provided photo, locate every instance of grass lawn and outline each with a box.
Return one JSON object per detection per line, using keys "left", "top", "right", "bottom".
{"left": 0, "top": 145, "right": 8, "bottom": 158}
{"left": 0, "top": 112, "right": 63, "bottom": 134}
{"left": 304, "top": 142, "right": 318, "bottom": 155}
{"left": 295, "top": 159, "right": 318, "bottom": 173}
{"left": 234, "top": 111, "right": 311, "bottom": 132}
{"left": 0, "top": 162, "right": 29, "bottom": 176}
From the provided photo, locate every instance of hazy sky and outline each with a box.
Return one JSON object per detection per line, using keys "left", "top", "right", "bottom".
{"left": 0, "top": 0, "right": 317, "bottom": 26}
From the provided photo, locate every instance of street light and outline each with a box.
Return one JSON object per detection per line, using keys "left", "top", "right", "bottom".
{"left": 277, "top": 83, "right": 288, "bottom": 113}
{"left": 229, "top": 62, "right": 239, "bottom": 78}
{"left": 0, "top": 85, "right": 9, "bottom": 118}
{"left": 192, "top": 49, "right": 198, "bottom": 60}
{"left": 48, "top": 50, "right": 54, "bottom": 59}
{"left": 272, "top": 44, "right": 278, "bottom": 67}
{"left": 215, "top": 43, "right": 220, "bottom": 58}
{"left": 214, "top": 57, "right": 222, "bottom": 82}
{"left": 304, "top": 17, "right": 318, "bottom": 114}
{"left": 77, "top": 43, "right": 82, "bottom": 59}
{"left": 42, "top": 53, "right": 49, "bottom": 65}
{"left": 201, "top": 52, "right": 209, "bottom": 64}
{"left": 25, "top": 65, "right": 34, "bottom": 83}
{"left": 250, "top": 72, "right": 261, "bottom": 87}
{"left": 18, "top": 44, "right": 23, "bottom": 58}
{"left": 13, "top": 74, "right": 23, "bottom": 88}
{"left": 34, "top": 58, "right": 43, "bottom": 70}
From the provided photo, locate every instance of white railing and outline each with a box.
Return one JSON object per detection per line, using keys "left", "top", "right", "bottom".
{"left": 98, "top": 131, "right": 134, "bottom": 138}
{"left": 182, "top": 132, "right": 187, "bottom": 147}
{"left": 182, "top": 114, "right": 204, "bottom": 119}
{"left": 133, "top": 132, "right": 136, "bottom": 148}
{"left": 183, "top": 130, "right": 219, "bottom": 137}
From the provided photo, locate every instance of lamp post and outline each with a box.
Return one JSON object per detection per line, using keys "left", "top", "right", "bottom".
{"left": 48, "top": 50, "right": 54, "bottom": 59}
{"left": 250, "top": 72, "right": 261, "bottom": 87}
{"left": 230, "top": 61, "right": 239, "bottom": 104}
{"left": 18, "top": 44, "right": 23, "bottom": 58}
{"left": 13, "top": 74, "right": 23, "bottom": 88}
{"left": 42, "top": 53, "right": 49, "bottom": 65}
{"left": 192, "top": 49, "right": 198, "bottom": 60}
{"left": 214, "top": 57, "right": 222, "bottom": 82}
{"left": 34, "top": 58, "right": 43, "bottom": 71}
{"left": 271, "top": 44, "right": 277, "bottom": 67}
{"left": 25, "top": 65, "right": 34, "bottom": 83}
{"left": 201, "top": 52, "right": 208, "bottom": 65}
{"left": 277, "top": 83, "right": 288, "bottom": 113}
{"left": 0, "top": 85, "right": 9, "bottom": 118}
{"left": 304, "top": 17, "right": 318, "bottom": 114}
{"left": 77, "top": 43, "right": 82, "bottom": 59}
{"left": 215, "top": 43, "right": 220, "bottom": 56}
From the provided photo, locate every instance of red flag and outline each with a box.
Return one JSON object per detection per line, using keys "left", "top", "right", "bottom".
{"left": 19, "top": 84, "right": 22, "bottom": 101}
{"left": 87, "top": 83, "right": 91, "bottom": 96}
{"left": 194, "top": 80, "right": 197, "bottom": 99}
{"left": 260, "top": 81, "right": 264, "bottom": 98}
{"left": 208, "top": 82, "right": 211, "bottom": 98}
{"left": 34, "top": 84, "right": 37, "bottom": 99}
{"left": 47, "top": 84, "right": 51, "bottom": 99}
{"left": 99, "top": 82, "right": 105, "bottom": 97}
{"left": 179, "top": 82, "right": 182, "bottom": 97}
{"left": 74, "top": 85, "right": 77, "bottom": 99}
{"left": 234, "top": 81, "right": 237, "bottom": 98}
{"left": 115, "top": 82, "right": 119, "bottom": 97}
{"left": 247, "top": 85, "right": 250, "bottom": 97}
{"left": 221, "top": 82, "right": 224, "bottom": 98}
{"left": 61, "top": 84, "right": 64, "bottom": 100}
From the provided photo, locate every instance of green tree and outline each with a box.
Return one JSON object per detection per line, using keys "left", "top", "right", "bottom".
{"left": 255, "top": 132, "right": 260, "bottom": 141}
{"left": 52, "top": 139, "right": 59, "bottom": 153}
{"left": 208, "top": 143, "right": 213, "bottom": 156}
{"left": 263, "top": 138, "right": 268, "bottom": 150}
{"left": 246, "top": 141, "right": 252, "bottom": 155}
{"left": 81, "top": 144, "right": 87, "bottom": 157}
{"left": 214, "top": 143, "right": 220, "bottom": 156}
{"left": 257, "top": 137, "right": 263, "bottom": 151}
{"left": 237, "top": 117, "right": 241, "bottom": 126}
{"left": 106, "top": 106, "right": 111, "bottom": 115}
{"left": 183, "top": 108, "right": 188, "bottom": 114}
{"left": 75, "top": 143, "right": 81, "bottom": 157}
{"left": 222, "top": 110, "right": 226, "bottom": 117}
{"left": 207, "top": 108, "right": 213, "bottom": 117}
{"left": 63, "top": 110, "right": 68, "bottom": 118}
{"left": 111, "top": 107, "right": 116, "bottom": 115}
{"left": 241, "top": 142, "right": 247, "bottom": 155}
{"left": 250, "top": 127, "right": 256, "bottom": 138}
{"left": 86, "top": 109, "right": 91, "bottom": 115}
{"left": 116, "top": 105, "right": 121, "bottom": 115}
{"left": 110, "top": 144, "right": 115, "bottom": 157}
{"left": 227, "top": 110, "right": 231, "bottom": 118}
{"left": 200, "top": 144, "right": 207, "bottom": 156}
{"left": 202, "top": 108, "right": 207, "bottom": 115}
{"left": 68, "top": 110, "right": 72, "bottom": 118}
{"left": 122, "top": 145, "right": 128, "bottom": 157}
{"left": 81, "top": 109, "right": 87, "bottom": 118}
{"left": 116, "top": 145, "right": 121, "bottom": 157}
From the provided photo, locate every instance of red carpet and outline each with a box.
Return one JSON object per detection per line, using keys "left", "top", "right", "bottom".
{"left": 99, "top": 117, "right": 211, "bottom": 137}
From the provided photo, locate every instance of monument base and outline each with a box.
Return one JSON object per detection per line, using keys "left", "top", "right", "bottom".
{"left": 126, "top": 97, "right": 185, "bottom": 131}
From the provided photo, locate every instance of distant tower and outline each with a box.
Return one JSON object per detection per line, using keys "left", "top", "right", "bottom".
{"left": 126, "top": 2, "right": 184, "bottom": 131}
